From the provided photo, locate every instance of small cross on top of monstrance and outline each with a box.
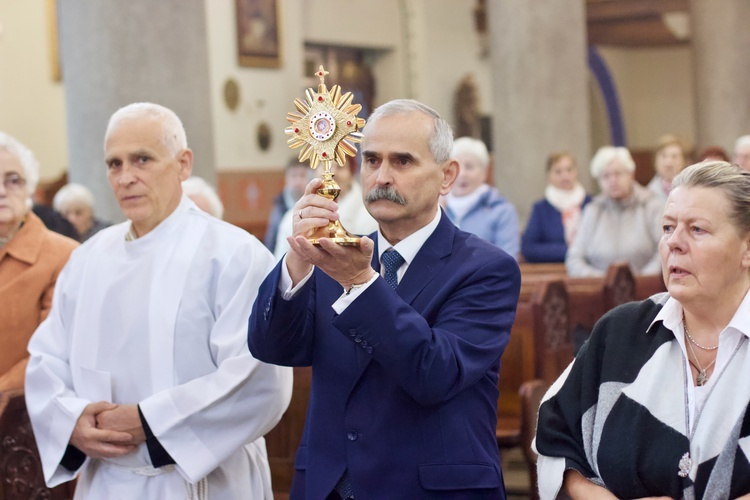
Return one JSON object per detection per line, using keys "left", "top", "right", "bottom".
{"left": 284, "top": 65, "right": 367, "bottom": 245}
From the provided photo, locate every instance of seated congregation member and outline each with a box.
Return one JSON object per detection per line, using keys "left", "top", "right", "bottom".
{"left": 53, "top": 182, "right": 111, "bottom": 241}
{"left": 697, "top": 145, "right": 730, "bottom": 162}
{"left": 521, "top": 152, "right": 591, "bottom": 263}
{"left": 264, "top": 158, "right": 309, "bottom": 252}
{"left": 646, "top": 134, "right": 689, "bottom": 201}
{"left": 0, "top": 132, "right": 78, "bottom": 391}
{"left": 32, "top": 202, "right": 80, "bottom": 241}
{"left": 444, "top": 136, "right": 520, "bottom": 259}
{"left": 566, "top": 146, "right": 663, "bottom": 277}
{"left": 26, "top": 103, "right": 292, "bottom": 499}
{"left": 248, "top": 99, "right": 521, "bottom": 499}
{"left": 535, "top": 161, "right": 750, "bottom": 499}
{"left": 273, "top": 156, "right": 377, "bottom": 260}
{"left": 182, "top": 175, "right": 224, "bottom": 219}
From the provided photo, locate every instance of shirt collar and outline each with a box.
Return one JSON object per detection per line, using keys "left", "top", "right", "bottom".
{"left": 650, "top": 291, "right": 750, "bottom": 341}
{"left": 377, "top": 207, "right": 441, "bottom": 267}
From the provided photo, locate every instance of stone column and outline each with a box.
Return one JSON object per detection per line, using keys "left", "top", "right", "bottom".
{"left": 690, "top": 0, "right": 750, "bottom": 154}
{"left": 58, "top": 0, "right": 215, "bottom": 222}
{"left": 487, "top": 0, "right": 591, "bottom": 223}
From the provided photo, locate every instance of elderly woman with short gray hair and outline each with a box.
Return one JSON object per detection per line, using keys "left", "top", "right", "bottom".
{"left": 565, "top": 146, "right": 663, "bottom": 277}
{"left": 444, "top": 137, "right": 520, "bottom": 259}
{"left": 0, "top": 132, "right": 77, "bottom": 390}
{"left": 53, "top": 182, "right": 110, "bottom": 241}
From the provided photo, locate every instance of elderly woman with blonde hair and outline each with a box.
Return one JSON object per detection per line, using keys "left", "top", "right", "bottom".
{"left": 566, "top": 146, "right": 663, "bottom": 277}
{"left": 536, "top": 161, "right": 750, "bottom": 499}
{"left": 0, "top": 132, "right": 78, "bottom": 390}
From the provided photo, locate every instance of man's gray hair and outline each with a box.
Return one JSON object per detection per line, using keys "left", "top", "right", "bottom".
{"left": 0, "top": 131, "right": 40, "bottom": 205}
{"left": 105, "top": 102, "right": 188, "bottom": 157}
{"left": 366, "top": 99, "right": 453, "bottom": 163}
{"left": 53, "top": 183, "right": 95, "bottom": 212}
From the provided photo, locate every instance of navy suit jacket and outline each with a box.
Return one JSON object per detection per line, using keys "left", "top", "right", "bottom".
{"left": 248, "top": 213, "right": 521, "bottom": 499}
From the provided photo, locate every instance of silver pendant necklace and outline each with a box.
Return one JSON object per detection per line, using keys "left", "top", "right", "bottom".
{"left": 683, "top": 314, "right": 719, "bottom": 351}
{"left": 683, "top": 315, "right": 717, "bottom": 386}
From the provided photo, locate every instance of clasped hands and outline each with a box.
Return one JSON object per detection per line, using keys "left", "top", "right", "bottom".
{"left": 286, "top": 178, "right": 375, "bottom": 288}
{"left": 69, "top": 402, "right": 145, "bottom": 459}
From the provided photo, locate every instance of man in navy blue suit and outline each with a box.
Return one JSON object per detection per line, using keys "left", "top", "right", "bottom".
{"left": 248, "top": 99, "right": 521, "bottom": 499}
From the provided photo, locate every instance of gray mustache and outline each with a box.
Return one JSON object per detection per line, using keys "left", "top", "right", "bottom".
{"left": 365, "top": 186, "right": 407, "bottom": 205}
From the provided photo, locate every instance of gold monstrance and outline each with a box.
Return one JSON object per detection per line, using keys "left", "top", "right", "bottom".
{"left": 285, "top": 65, "right": 366, "bottom": 245}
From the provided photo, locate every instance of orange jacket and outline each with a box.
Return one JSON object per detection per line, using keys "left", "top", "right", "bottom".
{"left": 0, "top": 211, "right": 78, "bottom": 390}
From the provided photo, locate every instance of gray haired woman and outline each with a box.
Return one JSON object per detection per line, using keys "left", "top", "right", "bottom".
{"left": 0, "top": 132, "right": 78, "bottom": 390}
{"left": 53, "top": 182, "right": 110, "bottom": 241}
{"left": 566, "top": 146, "right": 663, "bottom": 277}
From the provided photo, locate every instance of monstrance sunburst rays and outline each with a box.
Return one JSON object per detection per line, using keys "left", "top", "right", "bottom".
{"left": 283, "top": 65, "right": 367, "bottom": 245}
{"left": 285, "top": 66, "right": 366, "bottom": 169}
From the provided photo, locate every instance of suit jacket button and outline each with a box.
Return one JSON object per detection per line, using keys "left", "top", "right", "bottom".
{"left": 347, "top": 431, "right": 358, "bottom": 441}
{"left": 354, "top": 335, "right": 362, "bottom": 343}
{"left": 349, "top": 329, "right": 356, "bottom": 337}
{"left": 361, "top": 340, "right": 368, "bottom": 348}
{"left": 366, "top": 346, "right": 373, "bottom": 354}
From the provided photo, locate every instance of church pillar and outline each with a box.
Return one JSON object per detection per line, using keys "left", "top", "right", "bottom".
{"left": 689, "top": 0, "right": 750, "bottom": 154}
{"left": 58, "top": 0, "right": 215, "bottom": 222}
{"left": 487, "top": 0, "right": 591, "bottom": 222}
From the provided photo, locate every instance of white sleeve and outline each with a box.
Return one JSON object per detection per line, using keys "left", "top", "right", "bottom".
{"left": 138, "top": 240, "right": 293, "bottom": 483}
{"left": 25, "top": 256, "right": 91, "bottom": 486}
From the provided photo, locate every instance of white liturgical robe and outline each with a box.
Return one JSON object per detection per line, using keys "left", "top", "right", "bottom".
{"left": 25, "top": 196, "right": 292, "bottom": 499}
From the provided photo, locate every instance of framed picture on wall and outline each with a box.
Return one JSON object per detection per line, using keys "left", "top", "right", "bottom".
{"left": 235, "top": 0, "right": 282, "bottom": 68}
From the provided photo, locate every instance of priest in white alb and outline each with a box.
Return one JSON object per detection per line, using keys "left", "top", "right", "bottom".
{"left": 25, "top": 102, "right": 292, "bottom": 499}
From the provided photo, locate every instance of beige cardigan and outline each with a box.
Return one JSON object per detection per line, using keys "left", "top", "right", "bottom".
{"left": 0, "top": 211, "right": 78, "bottom": 390}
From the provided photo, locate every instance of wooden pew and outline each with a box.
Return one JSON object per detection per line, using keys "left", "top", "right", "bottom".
{"left": 265, "top": 367, "right": 311, "bottom": 497}
{"left": 635, "top": 273, "right": 667, "bottom": 300}
{"left": 497, "top": 279, "right": 570, "bottom": 447}
{"left": 565, "top": 262, "right": 636, "bottom": 340}
{"left": 497, "top": 264, "right": 635, "bottom": 447}
{"left": 0, "top": 390, "right": 75, "bottom": 499}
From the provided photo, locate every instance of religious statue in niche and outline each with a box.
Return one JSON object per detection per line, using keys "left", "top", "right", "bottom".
{"left": 454, "top": 73, "right": 481, "bottom": 139}
{"left": 339, "top": 60, "right": 376, "bottom": 120}
{"left": 474, "top": 0, "right": 489, "bottom": 58}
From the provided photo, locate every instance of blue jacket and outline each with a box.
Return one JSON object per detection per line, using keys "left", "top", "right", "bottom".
{"left": 445, "top": 187, "right": 520, "bottom": 259}
{"left": 248, "top": 213, "right": 521, "bottom": 499}
{"left": 521, "top": 196, "right": 592, "bottom": 263}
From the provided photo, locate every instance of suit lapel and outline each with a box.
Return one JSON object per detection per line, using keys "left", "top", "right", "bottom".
{"left": 352, "top": 214, "right": 456, "bottom": 373}
{"left": 396, "top": 212, "right": 455, "bottom": 305}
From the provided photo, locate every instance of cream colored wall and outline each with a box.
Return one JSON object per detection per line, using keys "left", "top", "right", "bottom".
{"left": 205, "top": 0, "right": 407, "bottom": 172}
{"left": 205, "top": 0, "right": 303, "bottom": 171}
{"left": 0, "top": 0, "right": 68, "bottom": 182}
{"left": 418, "top": 0, "right": 492, "bottom": 122}
{"left": 0, "top": 2, "right": 698, "bottom": 180}
{"left": 595, "top": 45, "right": 695, "bottom": 151}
